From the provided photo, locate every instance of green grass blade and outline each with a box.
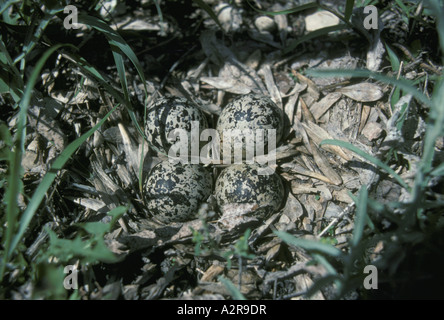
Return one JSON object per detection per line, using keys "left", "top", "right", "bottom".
{"left": 274, "top": 231, "right": 344, "bottom": 258}
{"left": 153, "top": 0, "right": 164, "bottom": 25}
{"left": 394, "top": 0, "right": 410, "bottom": 17}
{"left": 431, "top": 162, "right": 444, "bottom": 176}
{"left": 192, "top": 0, "right": 224, "bottom": 30}
{"left": 427, "top": 0, "right": 444, "bottom": 56}
{"left": 319, "top": 139, "right": 410, "bottom": 190}
{"left": 0, "top": 64, "right": 22, "bottom": 102}
{"left": 77, "top": 14, "right": 147, "bottom": 96}
{"left": 0, "top": 38, "right": 23, "bottom": 86}
{"left": 344, "top": 0, "right": 355, "bottom": 21}
{"left": 304, "top": 274, "right": 342, "bottom": 298}
{"left": 76, "top": 14, "right": 149, "bottom": 141}
{"left": 305, "top": 68, "right": 431, "bottom": 107}
{"left": 64, "top": 51, "right": 146, "bottom": 138}
{"left": 80, "top": 206, "right": 127, "bottom": 239}
{"left": 390, "top": 86, "right": 402, "bottom": 110}
{"left": 0, "top": 38, "right": 24, "bottom": 102}
{"left": 64, "top": 52, "right": 122, "bottom": 100}
{"left": 7, "top": 104, "right": 118, "bottom": 259}
{"left": 1, "top": 44, "right": 68, "bottom": 279}
{"left": 0, "top": 123, "right": 12, "bottom": 148}
{"left": 0, "top": 1, "right": 21, "bottom": 16}
{"left": 107, "top": 205, "right": 128, "bottom": 226}
{"left": 74, "top": 14, "right": 173, "bottom": 189}
{"left": 412, "top": 79, "right": 444, "bottom": 192}
{"left": 218, "top": 276, "right": 247, "bottom": 300}
{"left": 69, "top": 50, "right": 150, "bottom": 192}
{"left": 384, "top": 42, "right": 401, "bottom": 73}
{"left": 283, "top": 25, "right": 348, "bottom": 55}
{"left": 15, "top": 8, "right": 64, "bottom": 69}
{"left": 350, "top": 186, "right": 368, "bottom": 248}
{"left": 112, "top": 50, "right": 130, "bottom": 102}
{"left": 76, "top": 14, "right": 152, "bottom": 187}
{"left": 312, "top": 253, "right": 338, "bottom": 275}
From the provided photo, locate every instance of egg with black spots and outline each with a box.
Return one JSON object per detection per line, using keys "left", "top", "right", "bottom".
{"left": 145, "top": 97, "right": 208, "bottom": 155}
{"left": 214, "top": 163, "right": 285, "bottom": 217}
{"left": 216, "top": 94, "right": 284, "bottom": 160}
{"left": 145, "top": 160, "right": 213, "bottom": 223}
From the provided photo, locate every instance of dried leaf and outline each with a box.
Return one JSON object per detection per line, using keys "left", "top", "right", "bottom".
{"left": 171, "top": 219, "right": 205, "bottom": 241}
{"left": 302, "top": 122, "right": 353, "bottom": 161}
{"left": 258, "top": 64, "right": 282, "bottom": 109}
{"left": 309, "top": 141, "right": 343, "bottom": 185}
{"left": 299, "top": 97, "right": 316, "bottom": 123}
{"left": 284, "top": 92, "right": 299, "bottom": 127}
{"left": 281, "top": 192, "right": 304, "bottom": 224}
{"left": 218, "top": 203, "right": 259, "bottom": 230}
{"left": 332, "top": 189, "right": 353, "bottom": 204}
{"left": 244, "top": 49, "right": 262, "bottom": 70}
{"left": 291, "top": 70, "right": 320, "bottom": 100}
{"left": 362, "top": 122, "right": 384, "bottom": 141}
{"left": 282, "top": 162, "right": 336, "bottom": 184}
{"left": 265, "top": 244, "right": 281, "bottom": 264}
{"left": 120, "top": 229, "right": 158, "bottom": 251}
{"left": 118, "top": 123, "right": 142, "bottom": 176}
{"left": 305, "top": 11, "right": 340, "bottom": 32}
{"left": 201, "top": 265, "right": 225, "bottom": 282}
{"left": 338, "top": 83, "right": 383, "bottom": 102}
{"left": 200, "top": 30, "right": 266, "bottom": 93}
{"left": 359, "top": 104, "right": 371, "bottom": 134}
{"left": 200, "top": 76, "right": 251, "bottom": 94}
{"left": 70, "top": 197, "right": 109, "bottom": 213}
{"left": 290, "top": 182, "right": 319, "bottom": 195}
{"left": 310, "top": 92, "right": 342, "bottom": 120}
{"left": 112, "top": 17, "right": 165, "bottom": 31}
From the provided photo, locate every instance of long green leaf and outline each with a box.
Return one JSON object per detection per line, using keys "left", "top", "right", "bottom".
{"left": 77, "top": 14, "right": 147, "bottom": 97}
{"left": 77, "top": 14, "right": 148, "bottom": 133}
{"left": 344, "top": 0, "right": 355, "bottom": 22}
{"left": 7, "top": 105, "right": 118, "bottom": 259}
{"left": 0, "top": 38, "right": 23, "bottom": 87}
{"left": 0, "top": 0, "right": 21, "bottom": 16}
{"left": 1, "top": 44, "right": 68, "bottom": 279}
{"left": 312, "top": 253, "right": 338, "bottom": 275}
{"left": 0, "top": 38, "right": 23, "bottom": 102}
{"left": 64, "top": 51, "right": 146, "bottom": 138}
{"left": 15, "top": 8, "right": 64, "bottom": 69}
{"left": 0, "top": 64, "right": 22, "bottom": 102}
{"left": 76, "top": 14, "right": 151, "bottom": 192}
{"left": 431, "top": 161, "right": 444, "bottom": 176}
{"left": 319, "top": 139, "right": 410, "bottom": 190}
{"left": 218, "top": 276, "right": 246, "bottom": 300}
{"left": 385, "top": 42, "right": 400, "bottom": 72}
{"left": 350, "top": 186, "right": 368, "bottom": 248}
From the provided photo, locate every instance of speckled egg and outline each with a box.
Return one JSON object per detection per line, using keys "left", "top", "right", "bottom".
{"left": 145, "top": 97, "right": 208, "bottom": 154}
{"left": 216, "top": 94, "right": 284, "bottom": 160}
{"left": 145, "top": 160, "right": 213, "bottom": 223}
{"left": 214, "top": 163, "right": 285, "bottom": 216}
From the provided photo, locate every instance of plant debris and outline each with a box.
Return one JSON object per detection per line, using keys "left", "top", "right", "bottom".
{"left": 1, "top": 0, "right": 444, "bottom": 301}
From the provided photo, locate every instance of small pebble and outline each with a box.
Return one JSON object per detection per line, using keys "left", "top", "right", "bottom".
{"left": 254, "top": 16, "right": 276, "bottom": 33}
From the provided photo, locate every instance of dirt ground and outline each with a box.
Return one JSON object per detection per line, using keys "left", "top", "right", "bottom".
{"left": 2, "top": 0, "right": 443, "bottom": 300}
